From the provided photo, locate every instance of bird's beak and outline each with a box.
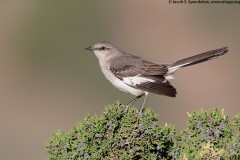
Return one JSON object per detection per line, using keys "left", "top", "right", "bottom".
{"left": 85, "top": 46, "right": 93, "bottom": 51}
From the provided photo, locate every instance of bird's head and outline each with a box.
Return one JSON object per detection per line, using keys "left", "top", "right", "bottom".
{"left": 85, "top": 42, "right": 121, "bottom": 60}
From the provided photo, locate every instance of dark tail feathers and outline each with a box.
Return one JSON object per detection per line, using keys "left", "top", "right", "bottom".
{"left": 171, "top": 47, "right": 228, "bottom": 68}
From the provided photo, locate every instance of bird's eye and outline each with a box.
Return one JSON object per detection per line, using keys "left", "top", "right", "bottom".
{"left": 99, "top": 46, "right": 106, "bottom": 50}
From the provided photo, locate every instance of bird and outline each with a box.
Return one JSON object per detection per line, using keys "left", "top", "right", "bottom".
{"left": 85, "top": 42, "right": 228, "bottom": 113}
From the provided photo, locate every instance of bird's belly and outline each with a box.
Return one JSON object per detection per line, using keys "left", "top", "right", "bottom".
{"left": 101, "top": 68, "right": 144, "bottom": 96}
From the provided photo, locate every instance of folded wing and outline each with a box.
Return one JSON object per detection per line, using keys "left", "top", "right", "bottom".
{"left": 110, "top": 56, "right": 177, "bottom": 97}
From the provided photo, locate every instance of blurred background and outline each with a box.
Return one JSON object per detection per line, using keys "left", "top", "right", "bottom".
{"left": 0, "top": 0, "right": 239, "bottom": 159}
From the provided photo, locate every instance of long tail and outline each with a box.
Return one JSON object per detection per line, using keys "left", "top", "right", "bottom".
{"left": 171, "top": 47, "right": 228, "bottom": 68}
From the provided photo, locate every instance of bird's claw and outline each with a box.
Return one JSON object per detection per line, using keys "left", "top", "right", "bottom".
{"left": 137, "top": 108, "right": 144, "bottom": 117}
{"left": 120, "top": 104, "right": 131, "bottom": 112}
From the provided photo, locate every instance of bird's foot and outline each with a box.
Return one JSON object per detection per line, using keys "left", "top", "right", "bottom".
{"left": 119, "top": 103, "right": 125, "bottom": 108}
{"left": 120, "top": 103, "right": 130, "bottom": 110}
{"left": 137, "top": 108, "right": 145, "bottom": 117}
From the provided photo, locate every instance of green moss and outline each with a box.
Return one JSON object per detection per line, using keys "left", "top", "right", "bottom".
{"left": 45, "top": 104, "right": 240, "bottom": 160}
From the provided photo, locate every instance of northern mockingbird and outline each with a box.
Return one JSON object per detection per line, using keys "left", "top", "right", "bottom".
{"left": 85, "top": 42, "right": 228, "bottom": 113}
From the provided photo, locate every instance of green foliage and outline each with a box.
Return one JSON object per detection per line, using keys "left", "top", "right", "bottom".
{"left": 45, "top": 104, "right": 240, "bottom": 160}
{"left": 172, "top": 109, "right": 240, "bottom": 159}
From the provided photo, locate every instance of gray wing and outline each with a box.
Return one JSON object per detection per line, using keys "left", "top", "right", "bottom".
{"left": 110, "top": 55, "right": 177, "bottom": 97}
{"left": 110, "top": 55, "right": 168, "bottom": 78}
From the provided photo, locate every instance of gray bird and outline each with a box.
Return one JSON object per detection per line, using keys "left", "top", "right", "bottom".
{"left": 85, "top": 42, "right": 228, "bottom": 113}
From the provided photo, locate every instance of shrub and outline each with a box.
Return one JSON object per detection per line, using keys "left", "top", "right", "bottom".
{"left": 45, "top": 103, "right": 240, "bottom": 160}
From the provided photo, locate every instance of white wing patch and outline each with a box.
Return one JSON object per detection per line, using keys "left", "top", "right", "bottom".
{"left": 123, "top": 76, "right": 156, "bottom": 86}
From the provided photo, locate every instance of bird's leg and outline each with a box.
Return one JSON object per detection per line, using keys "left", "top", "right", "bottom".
{"left": 138, "top": 93, "right": 148, "bottom": 115}
{"left": 121, "top": 95, "right": 144, "bottom": 110}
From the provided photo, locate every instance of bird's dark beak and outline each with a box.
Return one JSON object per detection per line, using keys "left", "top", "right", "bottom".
{"left": 85, "top": 46, "right": 93, "bottom": 51}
